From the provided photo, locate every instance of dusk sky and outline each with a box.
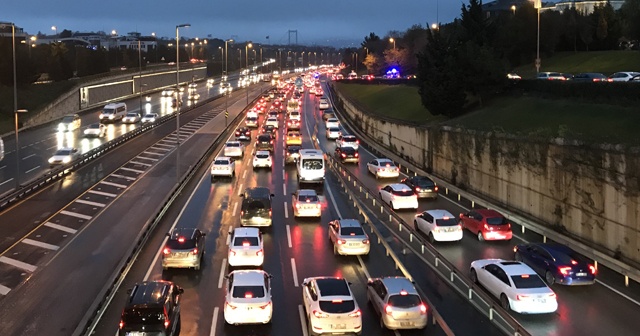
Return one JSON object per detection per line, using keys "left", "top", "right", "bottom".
{"left": 4, "top": 0, "right": 463, "bottom": 47}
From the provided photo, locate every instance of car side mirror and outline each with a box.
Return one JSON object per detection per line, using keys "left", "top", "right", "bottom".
{"left": 224, "top": 275, "right": 230, "bottom": 280}
{"left": 459, "top": 213, "right": 464, "bottom": 219}
{"left": 178, "top": 288, "right": 184, "bottom": 294}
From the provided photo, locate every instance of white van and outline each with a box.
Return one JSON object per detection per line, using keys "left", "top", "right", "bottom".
{"left": 99, "top": 102, "right": 127, "bottom": 122}
{"left": 297, "top": 149, "right": 325, "bottom": 184}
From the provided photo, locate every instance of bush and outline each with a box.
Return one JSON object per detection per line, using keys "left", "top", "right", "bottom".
{"left": 514, "top": 80, "right": 640, "bottom": 104}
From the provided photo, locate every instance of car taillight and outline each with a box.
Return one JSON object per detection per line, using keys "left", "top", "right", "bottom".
{"left": 226, "top": 301, "right": 238, "bottom": 310}
{"left": 589, "top": 264, "right": 597, "bottom": 274}
{"left": 119, "top": 320, "right": 124, "bottom": 329}
{"left": 240, "top": 210, "right": 244, "bottom": 217}
{"left": 270, "top": 140, "right": 274, "bottom": 144}
{"left": 163, "top": 248, "right": 171, "bottom": 255}
{"left": 516, "top": 294, "right": 529, "bottom": 301}
{"left": 337, "top": 239, "right": 346, "bottom": 245}
{"left": 559, "top": 266, "right": 572, "bottom": 276}
{"left": 348, "top": 309, "right": 361, "bottom": 317}
{"left": 362, "top": 239, "right": 370, "bottom": 244}
{"left": 434, "top": 186, "right": 439, "bottom": 191}
{"left": 419, "top": 303, "right": 427, "bottom": 314}
{"left": 384, "top": 304, "right": 393, "bottom": 315}
{"left": 229, "top": 249, "right": 236, "bottom": 256}
{"left": 259, "top": 302, "right": 271, "bottom": 310}
{"left": 269, "top": 209, "right": 272, "bottom": 217}
{"left": 415, "top": 187, "right": 421, "bottom": 192}
{"left": 313, "top": 310, "right": 329, "bottom": 318}
{"left": 256, "top": 249, "right": 264, "bottom": 256}
{"left": 191, "top": 248, "right": 198, "bottom": 255}
{"left": 484, "top": 223, "right": 490, "bottom": 230}
{"left": 341, "top": 153, "right": 346, "bottom": 158}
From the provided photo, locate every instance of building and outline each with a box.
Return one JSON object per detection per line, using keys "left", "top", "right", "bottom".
{"left": 481, "top": 0, "right": 532, "bottom": 17}
{"left": 541, "top": 0, "right": 624, "bottom": 14}
{"left": 0, "top": 21, "right": 27, "bottom": 40}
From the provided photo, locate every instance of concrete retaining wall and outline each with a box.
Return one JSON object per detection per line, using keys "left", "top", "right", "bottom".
{"left": 334, "top": 87, "right": 640, "bottom": 265}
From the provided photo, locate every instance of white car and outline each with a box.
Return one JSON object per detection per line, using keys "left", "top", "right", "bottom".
{"left": 302, "top": 277, "right": 362, "bottom": 335}
{"left": 210, "top": 156, "right": 235, "bottom": 180}
{"left": 224, "top": 270, "right": 273, "bottom": 325}
{"left": 319, "top": 98, "right": 330, "bottom": 110}
{"left": 379, "top": 184, "right": 419, "bottom": 210}
{"left": 292, "top": 189, "right": 322, "bottom": 218}
{"left": 58, "top": 114, "right": 81, "bottom": 132}
{"left": 122, "top": 113, "right": 141, "bottom": 124}
{"left": 48, "top": 147, "right": 80, "bottom": 167}
{"left": 414, "top": 209, "right": 463, "bottom": 243}
{"left": 265, "top": 117, "right": 279, "bottom": 129}
{"left": 141, "top": 113, "right": 158, "bottom": 123}
{"left": 325, "top": 117, "right": 340, "bottom": 129}
{"left": 228, "top": 227, "right": 264, "bottom": 267}
{"left": 326, "top": 127, "right": 341, "bottom": 140}
{"left": 253, "top": 150, "right": 272, "bottom": 169}
{"left": 367, "top": 158, "right": 400, "bottom": 179}
{"left": 288, "top": 110, "right": 301, "bottom": 121}
{"left": 470, "top": 259, "right": 558, "bottom": 314}
{"left": 83, "top": 123, "right": 106, "bottom": 138}
{"left": 328, "top": 219, "right": 370, "bottom": 256}
{"left": 206, "top": 78, "right": 215, "bottom": 87}
{"left": 336, "top": 135, "right": 359, "bottom": 150}
{"left": 608, "top": 71, "right": 640, "bottom": 82}
{"left": 162, "top": 88, "right": 176, "bottom": 96}
{"left": 223, "top": 141, "right": 244, "bottom": 158}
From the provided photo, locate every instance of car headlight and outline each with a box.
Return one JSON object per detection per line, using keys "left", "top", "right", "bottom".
{"left": 63, "top": 157, "right": 71, "bottom": 163}
{"left": 48, "top": 158, "right": 54, "bottom": 163}
{"left": 109, "top": 115, "right": 114, "bottom": 119}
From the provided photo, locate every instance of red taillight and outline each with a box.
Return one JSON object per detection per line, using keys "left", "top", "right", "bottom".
{"left": 269, "top": 209, "right": 272, "bottom": 217}
{"left": 163, "top": 248, "right": 171, "bottom": 255}
{"left": 348, "top": 309, "right": 361, "bottom": 317}
{"left": 415, "top": 187, "right": 421, "bottom": 192}
{"left": 516, "top": 294, "right": 529, "bottom": 301}
{"left": 229, "top": 249, "right": 236, "bottom": 256}
{"left": 119, "top": 320, "right": 124, "bottom": 329}
{"left": 589, "top": 264, "right": 597, "bottom": 274}
{"left": 270, "top": 140, "right": 274, "bottom": 144}
{"left": 419, "top": 303, "right": 427, "bottom": 314}
{"left": 384, "top": 304, "right": 393, "bottom": 315}
{"left": 354, "top": 153, "right": 359, "bottom": 157}
{"left": 256, "top": 249, "right": 264, "bottom": 256}
{"left": 434, "top": 186, "right": 439, "bottom": 191}
{"left": 313, "top": 310, "right": 329, "bottom": 318}
{"left": 191, "top": 248, "right": 198, "bottom": 255}
{"left": 226, "top": 301, "right": 238, "bottom": 310}
{"left": 362, "top": 239, "right": 369, "bottom": 244}
{"left": 240, "top": 210, "right": 244, "bottom": 217}
{"left": 341, "top": 153, "right": 346, "bottom": 158}
{"left": 259, "top": 302, "right": 271, "bottom": 310}
{"left": 337, "top": 239, "right": 346, "bottom": 245}
{"left": 484, "top": 223, "right": 490, "bottom": 230}
{"left": 559, "top": 266, "right": 572, "bottom": 276}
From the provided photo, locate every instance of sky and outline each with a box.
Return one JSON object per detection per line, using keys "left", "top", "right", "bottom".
{"left": 3, "top": 0, "right": 463, "bottom": 47}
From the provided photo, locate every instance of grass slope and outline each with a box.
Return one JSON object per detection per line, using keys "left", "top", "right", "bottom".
{"left": 515, "top": 51, "right": 640, "bottom": 79}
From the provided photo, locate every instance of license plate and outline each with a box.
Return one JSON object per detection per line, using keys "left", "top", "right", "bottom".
{"left": 424, "top": 189, "right": 432, "bottom": 192}
{"left": 331, "top": 324, "right": 346, "bottom": 329}
{"left": 535, "top": 299, "right": 547, "bottom": 303}
{"left": 126, "top": 332, "right": 145, "bottom": 336}
{"left": 173, "top": 252, "right": 187, "bottom": 257}
{"left": 348, "top": 243, "right": 359, "bottom": 246}
{"left": 400, "top": 322, "right": 415, "bottom": 327}
{"left": 576, "top": 272, "right": 587, "bottom": 277}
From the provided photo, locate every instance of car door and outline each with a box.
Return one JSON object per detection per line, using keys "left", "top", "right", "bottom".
{"left": 471, "top": 212, "right": 483, "bottom": 234}
{"left": 328, "top": 221, "right": 338, "bottom": 243}
{"left": 380, "top": 186, "right": 390, "bottom": 204}
{"left": 371, "top": 280, "right": 387, "bottom": 315}
{"left": 481, "top": 264, "right": 502, "bottom": 297}
{"left": 368, "top": 160, "right": 377, "bottom": 174}
{"left": 494, "top": 267, "right": 512, "bottom": 298}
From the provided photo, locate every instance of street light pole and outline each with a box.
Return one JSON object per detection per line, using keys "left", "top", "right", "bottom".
{"left": 245, "top": 42, "right": 252, "bottom": 105}
{"left": 534, "top": 0, "right": 541, "bottom": 74}
{"left": 224, "top": 39, "right": 234, "bottom": 76}
{"left": 138, "top": 39, "right": 143, "bottom": 114}
{"left": 175, "top": 23, "right": 190, "bottom": 179}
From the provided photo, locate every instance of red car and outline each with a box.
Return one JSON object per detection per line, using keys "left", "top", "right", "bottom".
{"left": 458, "top": 209, "right": 512, "bottom": 241}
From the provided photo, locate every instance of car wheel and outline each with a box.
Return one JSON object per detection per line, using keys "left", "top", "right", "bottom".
{"left": 545, "top": 270, "right": 555, "bottom": 285}
{"left": 390, "top": 202, "right": 395, "bottom": 210}
{"left": 500, "top": 294, "right": 510, "bottom": 311}
{"left": 428, "top": 232, "right": 435, "bottom": 244}
{"left": 477, "top": 232, "right": 484, "bottom": 241}
{"left": 414, "top": 221, "right": 419, "bottom": 231}
{"left": 470, "top": 268, "right": 478, "bottom": 284}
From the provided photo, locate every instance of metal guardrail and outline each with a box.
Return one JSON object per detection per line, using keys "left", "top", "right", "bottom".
{"left": 327, "top": 83, "right": 640, "bottom": 289}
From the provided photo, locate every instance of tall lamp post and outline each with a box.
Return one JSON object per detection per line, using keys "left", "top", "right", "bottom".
{"left": 224, "top": 39, "right": 234, "bottom": 76}
{"left": 389, "top": 37, "right": 396, "bottom": 50}
{"left": 51, "top": 26, "right": 57, "bottom": 42}
{"left": 245, "top": 42, "right": 253, "bottom": 104}
{"left": 175, "top": 23, "right": 190, "bottom": 179}
{"left": 534, "top": 0, "right": 541, "bottom": 74}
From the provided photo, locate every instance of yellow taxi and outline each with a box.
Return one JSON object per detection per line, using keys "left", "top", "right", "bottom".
{"left": 286, "top": 131, "right": 302, "bottom": 146}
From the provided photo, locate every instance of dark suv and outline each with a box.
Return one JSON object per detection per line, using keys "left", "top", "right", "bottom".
{"left": 240, "top": 187, "right": 274, "bottom": 227}
{"left": 256, "top": 134, "right": 274, "bottom": 151}
{"left": 119, "top": 280, "right": 183, "bottom": 336}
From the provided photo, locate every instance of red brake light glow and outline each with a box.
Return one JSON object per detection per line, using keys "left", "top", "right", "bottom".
{"left": 332, "top": 299, "right": 342, "bottom": 303}
{"left": 163, "top": 248, "right": 170, "bottom": 255}
{"left": 589, "top": 264, "right": 597, "bottom": 274}
{"left": 191, "top": 248, "right": 198, "bottom": 255}
{"left": 245, "top": 293, "right": 253, "bottom": 298}
{"left": 348, "top": 309, "right": 361, "bottom": 317}
{"left": 243, "top": 242, "right": 250, "bottom": 247}
{"left": 559, "top": 266, "right": 572, "bottom": 276}
{"left": 521, "top": 274, "right": 530, "bottom": 278}
{"left": 571, "top": 260, "right": 578, "bottom": 265}
{"left": 178, "top": 237, "right": 185, "bottom": 243}
{"left": 400, "top": 290, "right": 408, "bottom": 296}
{"left": 119, "top": 320, "right": 124, "bottom": 329}
{"left": 384, "top": 304, "right": 393, "bottom": 315}
{"left": 419, "top": 303, "right": 427, "bottom": 314}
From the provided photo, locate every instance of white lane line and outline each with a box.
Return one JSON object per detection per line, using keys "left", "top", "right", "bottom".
{"left": 22, "top": 238, "right": 59, "bottom": 251}
{"left": 291, "top": 258, "right": 299, "bottom": 287}
{"left": 0, "top": 284, "right": 10, "bottom": 296}
{"left": 25, "top": 166, "right": 40, "bottom": 174}
{"left": 210, "top": 307, "right": 219, "bottom": 336}
{"left": 242, "top": 170, "right": 247, "bottom": 179}
{"left": 298, "top": 305, "right": 309, "bottom": 336}
{"left": 130, "top": 161, "right": 152, "bottom": 166}
{"left": 282, "top": 169, "right": 285, "bottom": 180}
{"left": 283, "top": 183, "right": 286, "bottom": 196}
{"left": 60, "top": 210, "right": 92, "bottom": 221}
{"left": 154, "top": 143, "right": 174, "bottom": 148}
{"left": 284, "top": 202, "right": 289, "bottom": 219}
{"left": 357, "top": 255, "right": 372, "bottom": 279}
{"left": 238, "top": 183, "right": 244, "bottom": 196}
{"left": 119, "top": 167, "right": 144, "bottom": 174}
{"left": 0, "top": 178, "right": 14, "bottom": 187}
{"left": 286, "top": 224, "right": 292, "bottom": 248}
{"left": 0, "top": 165, "right": 6, "bottom": 170}
{"left": 325, "top": 182, "right": 341, "bottom": 218}
{"left": 75, "top": 199, "right": 106, "bottom": 207}
{"left": 0, "top": 256, "right": 37, "bottom": 272}
{"left": 44, "top": 222, "right": 77, "bottom": 234}
{"left": 100, "top": 181, "right": 127, "bottom": 188}
{"left": 21, "top": 154, "right": 35, "bottom": 160}
{"left": 153, "top": 146, "right": 172, "bottom": 152}
{"left": 137, "top": 156, "right": 159, "bottom": 162}
{"left": 110, "top": 174, "right": 136, "bottom": 181}
{"left": 596, "top": 279, "right": 640, "bottom": 307}
{"left": 143, "top": 150, "right": 164, "bottom": 156}
{"left": 232, "top": 201, "right": 238, "bottom": 216}
{"left": 218, "top": 259, "right": 227, "bottom": 289}
{"left": 46, "top": 145, "right": 57, "bottom": 150}
{"left": 87, "top": 190, "right": 117, "bottom": 197}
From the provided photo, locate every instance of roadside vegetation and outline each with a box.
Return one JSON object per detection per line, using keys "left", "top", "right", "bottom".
{"left": 514, "top": 51, "right": 640, "bottom": 79}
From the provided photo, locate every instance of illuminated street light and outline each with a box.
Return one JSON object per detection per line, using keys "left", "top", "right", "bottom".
{"left": 389, "top": 37, "right": 396, "bottom": 50}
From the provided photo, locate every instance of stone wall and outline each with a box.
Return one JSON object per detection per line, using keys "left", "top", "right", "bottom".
{"left": 334, "top": 88, "right": 640, "bottom": 265}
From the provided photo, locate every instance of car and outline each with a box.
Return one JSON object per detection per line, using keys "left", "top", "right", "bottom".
{"left": 287, "top": 119, "right": 301, "bottom": 130}
{"left": 367, "top": 277, "right": 428, "bottom": 330}
{"left": 235, "top": 127, "right": 251, "bottom": 141}
{"left": 302, "top": 277, "right": 362, "bottom": 336}
{"left": 188, "top": 82, "right": 197, "bottom": 92}
{"left": 288, "top": 110, "right": 301, "bottom": 121}
{"left": 470, "top": 259, "right": 558, "bottom": 314}
{"left": 328, "top": 219, "right": 370, "bottom": 256}
{"left": 58, "top": 114, "right": 81, "bottom": 132}
{"left": 514, "top": 243, "right": 597, "bottom": 286}
{"left": 261, "top": 124, "right": 277, "bottom": 138}
{"left": 246, "top": 116, "right": 259, "bottom": 128}
{"left": 162, "top": 88, "right": 176, "bottom": 96}
{"left": 286, "top": 131, "right": 302, "bottom": 146}
{"left": 292, "top": 189, "right": 322, "bottom": 218}
{"left": 336, "top": 135, "right": 359, "bottom": 150}
{"left": 48, "top": 147, "right": 80, "bottom": 167}
{"left": 459, "top": 209, "right": 512, "bottom": 241}
{"left": 608, "top": 71, "right": 640, "bottom": 82}
{"left": 326, "top": 127, "right": 341, "bottom": 140}
{"left": 265, "top": 117, "right": 279, "bottom": 128}
{"left": 223, "top": 141, "right": 244, "bottom": 158}
{"left": 240, "top": 187, "right": 274, "bottom": 227}
{"left": 267, "top": 110, "right": 279, "bottom": 119}
{"left": 210, "top": 156, "right": 235, "bottom": 180}
{"left": 401, "top": 176, "right": 438, "bottom": 199}
{"left": 118, "top": 280, "right": 183, "bottom": 336}
{"left": 253, "top": 150, "right": 273, "bottom": 169}
{"left": 188, "top": 93, "right": 200, "bottom": 100}
{"left": 256, "top": 134, "right": 274, "bottom": 152}
{"left": 286, "top": 145, "right": 301, "bottom": 164}
{"left": 83, "top": 123, "right": 106, "bottom": 138}
{"left": 224, "top": 270, "right": 273, "bottom": 325}
{"left": 367, "top": 158, "right": 400, "bottom": 179}
{"left": 122, "top": 112, "right": 141, "bottom": 124}
{"left": 162, "top": 228, "right": 206, "bottom": 270}
{"left": 325, "top": 117, "right": 340, "bottom": 129}
{"left": 206, "top": 78, "right": 215, "bottom": 87}
{"left": 220, "top": 82, "right": 233, "bottom": 94}
{"left": 507, "top": 73, "right": 522, "bottom": 80}
{"left": 536, "top": 72, "right": 566, "bottom": 80}
{"left": 379, "top": 184, "right": 418, "bottom": 210}
{"left": 334, "top": 146, "right": 359, "bottom": 163}
{"left": 322, "top": 109, "right": 336, "bottom": 121}
{"left": 572, "top": 72, "right": 611, "bottom": 82}
{"left": 414, "top": 209, "right": 463, "bottom": 243}
{"left": 319, "top": 98, "right": 330, "bottom": 110}
{"left": 228, "top": 227, "right": 264, "bottom": 267}
{"left": 141, "top": 113, "right": 158, "bottom": 123}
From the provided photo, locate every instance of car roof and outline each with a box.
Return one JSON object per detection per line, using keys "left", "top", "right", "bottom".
{"left": 215, "top": 156, "right": 231, "bottom": 161}
{"left": 230, "top": 270, "right": 267, "bottom": 286}
{"left": 377, "top": 158, "right": 394, "bottom": 164}
{"left": 169, "top": 228, "right": 197, "bottom": 240}
{"left": 424, "top": 209, "right": 455, "bottom": 219}
{"left": 337, "top": 219, "right": 362, "bottom": 228}
{"left": 475, "top": 209, "right": 503, "bottom": 217}
{"left": 128, "top": 280, "right": 172, "bottom": 306}
{"left": 340, "top": 146, "right": 356, "bottom": 152}
{"left": 532, "top": 243, "right": 574, "bottom": 257}
{"left": 388, "top": 183, "right": 411, "bottom": 191}
{"left": 226, "top": 141, "right": 241, "bottom": 145}
{"left": 297, "top": 189, "right": 318, "bottom": 196}
{"left": 497, "top": 261, "right": 536, "bottom": 276}
{"left": 314, "top": 278, "right": 351, "bottom": 297}
{"left": 255, "top": 150, "right": 270, "bottom": 155}
{"left": 233, "top": 227, "right": 260, "bottom": 237}
{"left": 245, "top": 187, "right": 272, "bottom": 198}
{"left": 379, "top": 277, "right": 419, "bottom": 295}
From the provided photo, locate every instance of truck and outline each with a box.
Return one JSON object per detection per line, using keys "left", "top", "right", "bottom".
{"left": 287, "top": 99, "right": 299, "bottom": 113}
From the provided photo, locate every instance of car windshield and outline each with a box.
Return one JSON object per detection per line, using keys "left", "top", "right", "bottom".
{"left": 435, "top": 218, "right": 459, "bottom": 226}
{"left": 298, "top": 194, "right": 319, "bottom": 202}
{"left": 232, "top": 285, "right": 265, "bottom": 298}
{"left": 123, "top": 308, "right": 164, "bottom": 324}
{"left": 258, "top": 135, "right": 271, "bottom": 142}
{"left": 227, "top": 143, "right": 240, "bottom": 147}
{"left": 233, "top": 237, "right": 259, "bottom": 246}
{"left": 342, "top": 136, "right": 356, "bottom": 142}
{"left": 166, "top": 238, "right": 196, "bottom": 250}
{"left": 340, "top": 227, "right": 364, "bottom": 236}
{"left": 55, "top": 149, "right": 72, "bottom": 156}
{"left": 388, "top": 294, "right": 421, "bottom": 308}
{"left": 88, "top": 124, "right": 100, "bottom": 129}
{"left": 245, "top": 199, "right": 268, "bottom": 210}
{"left": 256, "top": 153, "right": 270, "bottom": 159}
{"left": 329, "top": 127, "right": 340, "bottom": 132}
{"left": 214, "top": 159, "right": 230, "bottom": 165}
{"left": 126, "top": 113, "right": 137, "bottom": 117}
{"left": 392, "top": 189, "right": 414, "bottom": 197}
{"left": 288, "top": 147, "right": 300, "bottom": 154}
{"left": 341, "top": 147, "right": 356, "bottom": 154}
{"left": 486, "top": 217, "right": 508, "bottom": 225}
{"left": 102, "top": 109, "right": 114, "bottom": 115}
{"left": 318, "top": 300, "right": 355, "bottom": 313}
{"left": 144, "top": 114, "right": 155, "bottom": 118}
{"left": 413, "top": 178, "right": 435, "bottom": 188}
{"left": 62, "top": 116, "right": 75, "bottom": 122}
{"left": 511, "top": 274, "right": 547, "bottom": 289}
{"left": 302, "top": 159, "right": 323, "bottom": 170}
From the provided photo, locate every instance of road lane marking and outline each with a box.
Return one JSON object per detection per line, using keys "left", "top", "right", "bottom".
{"left": 46, "top": 145, "right": 57, "bottom": 150}
{"left": 75, "top": 199, "right": 106, "bottom": 207}
{"left": 282, "top": 169, "right": 285, "bottom": 180}
{"left": 25, "top": 166, "right": 40, "bottom": 174}
{"left": 596, "top": 279, "right": 640, "bottom": 307}
{"left": 210, "top": 307, "right": 219, "bottom": 336}
{"left": 87, "top": 190, "right": 117, "bottom": 197}
{"left": 218, "top": 259, "right": 227, "bottom": 289}
{"left": 357, "top": 255, "right": 372, "bottom": 280}
{"left": 130, "top": 161, "right": 152, "bottom": 166}
{"left": 291, "top": 258, "right": 299, "bottom": 287}
{"left": 298, "top": 305, "right": 309, "bottom": 336}
{"left": 119, "top": 167, "right": 144, "bottom": 174}
{"left": 238, "top": 183, "right": 243, "bottom": 195}
{"left": 137, "top": 156, "right": 159, "bottom": 162}
{"left": 0, "top": 178, "right": 14, "bottom": 187}
{"left": 44, "top": 222, "right": 77, "bottom": 234}
{"left": 100, "top": 181, "right": 127, "bottom": 188}
{"left": 0, "top": 165, "right": 5, "bottom": 170}
{"left": 0, "top": 284, "right": 10, "bottom": 295}
{"left": 232, "top": 201, "right": 238, "bottom": 216}
{"left": 286, "top": 224, "right": 292, "bottom": 248}
{"left": 21, "top": 154, "right": 35, "bottom": 160}
{"left": 284, "top": 201, "right": 289, "bottom": 219}
{"left": 242, "top": 170, "right": 246, "bottom": 179}
{"left": 60, "top": 210, "right": 92, "bottom": 220}
{"left": 0, "top": 256, "right": 37, "bottom": 272}
{"left": 22, "top": 238, "right": 59, "bottom": 251}
{"left": 110, "top": 174, "right": 136, "bottom": 181}
{"left": 283, "top": 183, "right": 286, "bottom": 196}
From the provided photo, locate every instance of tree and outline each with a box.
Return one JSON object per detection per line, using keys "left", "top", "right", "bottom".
{"left": 620, "top": 0, "right": 640, "bottom": 42}
{"left": 362, "top": 53, "right": 383, "bottom": 75}
{"left": 48, "top": 42, "right": 73, "bottom": 81}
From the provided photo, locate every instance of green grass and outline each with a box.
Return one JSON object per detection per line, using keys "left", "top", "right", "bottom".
{"left": 514, "top": 51, "right": 640, "bottom": 79}
{"left": 334, "top": 83, "right": 445, "bottom": 124}
{"left": 447, "top": 95, "right": 640, "bottom": 146}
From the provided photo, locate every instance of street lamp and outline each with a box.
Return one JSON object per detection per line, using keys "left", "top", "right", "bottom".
{"left": 51, "top": 26, "right": 57, "bottom": 42}
{"left": 218, "top": 46, "right": 223, "bottom": 75}
{"left": 511, "top": 5, "right": 516, "bottom": 15}
{"left": 175, "top": 23, "right": 191, "bottom": 179}
{"left": 533, "top": 0, "right": 542, "bottom": 73}
{"left": 245, "top": 42, "right": 253, "bottom": 104}
{"left": 431, "top": 23, "right": 439, "bottom": 30}
{"left": 224, "top": 39, "right": 234, "bottom": 75}
{"left": 389, "top": 37, "right": 396, "bottom": 50}
{"left": 28, "top": 36, "right": 36, "bottom": 58}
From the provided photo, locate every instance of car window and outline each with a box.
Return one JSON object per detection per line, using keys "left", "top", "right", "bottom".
{"left": 232, "top": 285, "right": 265, "bottom": 298}
{"left": 435, "top": 218, "right": 458, "bottom": 226}
{"left": 388, "top": 294, "right": 421, "bottom": 308}
{"left": 298, "top": 194, "right": 319, "bottom": 202}
{"left": 392, "top": 189, "right": 414, "bottom": 197}
{"left": 227, "top": 143, "right": 240, "bottom": 147}
{"left": 423, "top": 213, "right": 434, "bottom": 222}
{"left": 319, "top": 300, "right": 355, "bottom": 313}
{"left": 123, "top": 307, "right": 164, "bottom": 324}
{"left": 413, "top": 178, "right": 435, "bottom": 188}
{"left": 214, "top": 159, "right": 230, "bottom": 165}
{"left": 495, "top": 268, "right": 511, "bottom": 286}
{"left": 233, "top": 237, "right": 259, "bottom": 246}
{"left": 166, "top": 239, "right": 196, "bottom": 249}
{"left": 340, "top": 227, "right": 364, "bottom": 236}
{"left": 302, "top": 159, "right": 323, "bottom": 170}
{"left": 511, "top": 274, "right": 547, "bottom": 289}
{"left": 486, "top": 217, "right": 508, "bottom": 225}
{"left": 256, "top": 153, "right": 270, "bottom": 159}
